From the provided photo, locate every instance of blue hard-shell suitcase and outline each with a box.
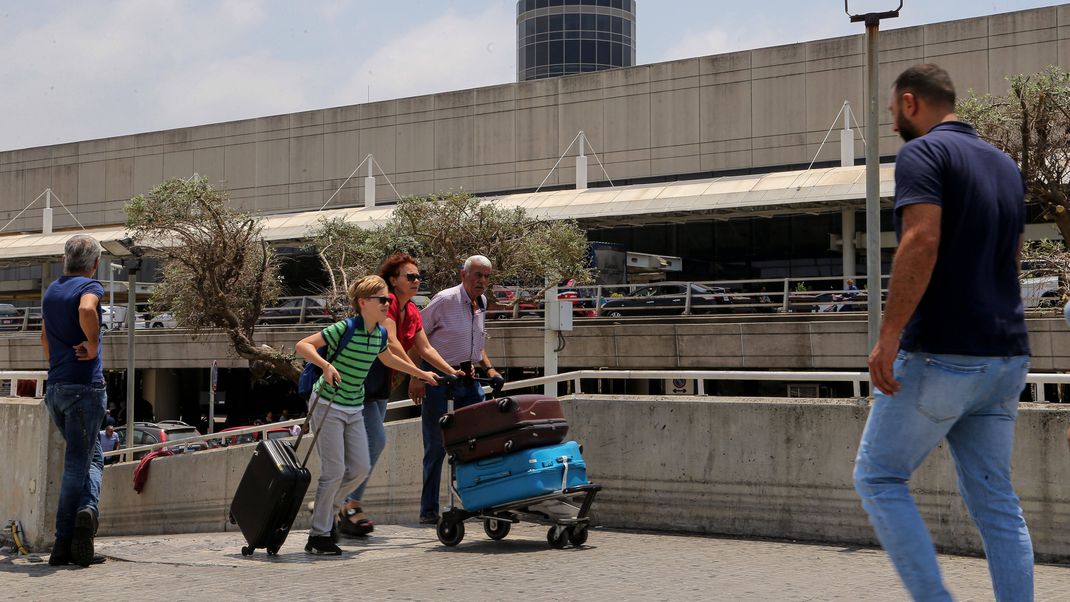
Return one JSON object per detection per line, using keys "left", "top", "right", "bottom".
{"left": 455, "top": 441, "right": 588, "bottom": 511}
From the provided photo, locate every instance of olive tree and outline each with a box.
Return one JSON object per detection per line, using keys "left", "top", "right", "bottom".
{"left": 308, "top": 192, "right": 591, "bottom": 305}
{"left": 125, "top": 177, "right": 299, "bottom": 381}
{"left": 958, "top": 67, "right": 1070, "bottom": 244}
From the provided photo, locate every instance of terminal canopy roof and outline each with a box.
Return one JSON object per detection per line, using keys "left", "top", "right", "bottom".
{"left": 0, "top": 165, "right": 894, "bottom": 264}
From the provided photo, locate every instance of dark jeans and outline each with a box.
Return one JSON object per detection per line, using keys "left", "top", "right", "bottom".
{"left": 345, "top": 397, "right": 388, "bottom": 503}
{"left": 44, "top": 382, "right": 107, "bottom": 542}
{"left": 420, "top": 377, "right": 484, "bottom": 517}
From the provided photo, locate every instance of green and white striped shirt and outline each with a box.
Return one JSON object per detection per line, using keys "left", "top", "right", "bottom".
{"left": 312, "top": 317, "right": 388, "bottom": 407}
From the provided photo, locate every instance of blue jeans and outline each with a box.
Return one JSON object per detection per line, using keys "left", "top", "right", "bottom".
{"left": 345, "top": 397, "right": 388, "bottom": 504}
{"left": 44, "top": 382, "right": 107, "bottom": 543}
{"left": 854, "top": 352, "right": 1033, "bottom": 602}
{"left": 420, "top": 377, "right": 484, "bottom": 517}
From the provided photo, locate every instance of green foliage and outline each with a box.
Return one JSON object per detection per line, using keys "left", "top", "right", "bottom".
{"left": 126, "top": 177, "right": 296, "bottom": 380}
{"left": 307, "top": 192, "right": 592, "bottom": 303}
{"left": 958, "top": 66, "right": 1070, "bottom": 243}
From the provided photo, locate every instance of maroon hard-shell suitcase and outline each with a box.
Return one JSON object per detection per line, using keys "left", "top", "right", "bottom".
{"left": 440, "top": 394, "right": 569, "bottom": 462}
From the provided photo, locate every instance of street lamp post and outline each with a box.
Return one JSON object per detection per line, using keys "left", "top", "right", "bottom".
{"left": 101, "top": 237, "right": 144, "bottom": 461}
{"left": 845, "top": 0, "right": 901, "bottom": 352}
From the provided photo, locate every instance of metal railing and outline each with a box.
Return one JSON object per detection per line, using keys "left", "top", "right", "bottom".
{"left": 65, "top": 367, "right": 1070, "bottom": 463}
{"left": 0, "top": 370, "right": 46, "bottom": 397}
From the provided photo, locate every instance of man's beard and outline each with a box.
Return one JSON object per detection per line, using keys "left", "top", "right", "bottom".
{"left": 897, "top": 115, "right": 921, "bottom": 142}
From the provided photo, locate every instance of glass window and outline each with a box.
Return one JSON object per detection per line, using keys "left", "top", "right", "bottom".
{"left": 526, "top": 19, "right": 536, "bottom": 35}
{"left": 622, "top": 20, "right": 630, "bottom": 37}
{"left": 565, "top": 40, "right": 581, "bottom": 64}
{"left": 597, "top": 0, "right": 611, "bottom": 7}
{"left": 564, "top": 13, "right": 579, "bottom": 30}
{"left": 612, "top": 0, "right": 623, "bottom": 9}
{"left": 581, "top": 39, "right": 596, "bottom": 64}
{"left": 597, "top": 41, "right": 611, "bottom": 65}
{"left": 526, "top": 44, "right": 536, "bottom": 68}
{"left": 548, "top": 14, "right": 563, "bottom": 31}
{"left": 596, "top": 14, "right": 610, "bottom": 31}
{"left": 611, "top": 42, "right": 623, "bottom": 65}
{"left": 536, "top": 0, "right": 548, "bottom": 8}
{"left": 536, "top": 41, "right": 549, "bottom": 66}
{"left": 549, "top": 0, "right": 563, "bottom": 6}
{"left": 611, "top": 15, "right": 622, "bottom": 34}
{"left": 549, "top": 40, "right": 563, "bottom": 64}
{"left": 581, "top": 13, "right": 596, "bottom": 29}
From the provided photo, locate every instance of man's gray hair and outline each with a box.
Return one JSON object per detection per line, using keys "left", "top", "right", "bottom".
{"left": 64, "top": 234, "right": 102, "bottom": 274}
{"left": 463, "top": 255, "right": 492, "bottom": 272}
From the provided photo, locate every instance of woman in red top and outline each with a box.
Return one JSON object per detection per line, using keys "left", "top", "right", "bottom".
{"left": 337, "top": 254, "right": 459, "bottom": 537}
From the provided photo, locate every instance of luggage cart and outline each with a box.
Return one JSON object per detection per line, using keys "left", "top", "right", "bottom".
{"left": 435, "top": 452, "right": 602, "bottom": 549}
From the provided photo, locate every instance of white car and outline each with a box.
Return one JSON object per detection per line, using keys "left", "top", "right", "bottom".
{"left": 134, "top": 312, "right": 177, "bottom": 329}
{"left": 100, "top": 305, "right": 127, "bottom": 330}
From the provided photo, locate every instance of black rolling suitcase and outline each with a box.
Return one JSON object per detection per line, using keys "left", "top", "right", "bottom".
{"left": 229, "top": 393, "right": 330, "bottom": 557}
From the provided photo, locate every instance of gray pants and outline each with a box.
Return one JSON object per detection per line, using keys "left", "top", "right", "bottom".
{"left": 309, "top": 396, "right": 370, "bottom": 537}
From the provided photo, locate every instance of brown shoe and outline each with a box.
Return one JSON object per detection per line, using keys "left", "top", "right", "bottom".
{"left": 337, "top": 507, "right": 374, "bottom": 537}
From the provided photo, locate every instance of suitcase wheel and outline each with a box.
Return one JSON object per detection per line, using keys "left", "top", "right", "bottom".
{"left": 266, "top": 546, "right": 279, "bottom": 556}
{"left": 439, "top": 414, "right": 454, "bottom": 428}
{"left": 437, "top": 519, "right": 465, "bottom": 547}
{"left": 241, "top": 545, "right": 254, "bottom": 556}
{"left": 496, "top": 398, "right": 516, "bottom": 413}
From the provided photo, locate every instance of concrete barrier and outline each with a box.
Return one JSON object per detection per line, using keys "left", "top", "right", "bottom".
{"left": 6, "top": 395, "right": 1070, "bottom": 561}
{"left": 0, "top": 398, "right": 64, "bottom": 551}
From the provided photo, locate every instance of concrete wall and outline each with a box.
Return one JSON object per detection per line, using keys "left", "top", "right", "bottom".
{"left": 1, "top": 5, "right": 1068, "bottom": 231}
{"left": 3, "top": 316, "right": 1070, "bottom": 373}
{"left": 0, "top": 398, "right": 65, "bottom": 550}
{"left": 8, "top": 394, "right": 1070, "bottom": 561}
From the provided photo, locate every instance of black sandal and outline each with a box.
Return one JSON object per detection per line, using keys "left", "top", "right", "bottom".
{"left": 337, "top": 507, "right": 375, "bottom": 537}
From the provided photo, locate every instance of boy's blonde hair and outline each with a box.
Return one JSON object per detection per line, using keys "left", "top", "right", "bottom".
{"left": 348, "top": 275, "right": 388, "bottom": 310}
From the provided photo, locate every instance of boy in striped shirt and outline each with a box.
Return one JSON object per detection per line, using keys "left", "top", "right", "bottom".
{"left": 296, "top": 275, "right": 438, "bottom": 555}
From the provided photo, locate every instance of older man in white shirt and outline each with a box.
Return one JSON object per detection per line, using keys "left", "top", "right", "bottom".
{"left": 412, "top": 255, "right": 505, "bottom": 524}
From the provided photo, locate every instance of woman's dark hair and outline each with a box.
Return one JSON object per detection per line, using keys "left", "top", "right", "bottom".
{"left": 378, "top": 253, "right": 419, "bottom": 292}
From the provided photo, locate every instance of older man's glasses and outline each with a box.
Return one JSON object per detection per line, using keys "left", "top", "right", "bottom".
{"left": 404, "top": 273, "right": 422, "bottom": 282}
{"left": 363, "top": 296, "right": 391, "bottom": 305}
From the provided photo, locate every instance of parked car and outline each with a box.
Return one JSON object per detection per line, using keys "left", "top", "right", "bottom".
{"left": 144, "top": 312, "right": 178, "bottom": 329}
{"left": 486, "top": 286, "right": 539, "bottom": 320}
{"left": 599, "top": 284, "right": 746, "bottom": 317}
{"left": 0, "top": 304, "right": 20, "bottom": 332}
{"left": 115, "top": 420, "right": 207, "bottom": 460}
{"left": 214, "top": 425, "right": 261, "bottom": 447}
{"left": 259, "top": 296, "right": 331, "bottom": 325}
{"left": 100, "top": 305, "right": 127, "bottom": 330}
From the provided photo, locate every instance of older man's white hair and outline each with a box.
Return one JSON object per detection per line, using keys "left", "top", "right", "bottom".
{"left": 463, "top": 255, "right": 492, "bottom": 272}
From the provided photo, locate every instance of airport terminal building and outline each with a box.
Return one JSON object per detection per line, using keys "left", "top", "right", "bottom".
{"left": 0, "top": 4, "right": 1067, "bottom": 419}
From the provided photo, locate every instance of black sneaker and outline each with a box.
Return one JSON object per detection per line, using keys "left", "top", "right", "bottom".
{"left": 48, "top": 541, "right": 71, "bottom": 566}
{"left": 304, "top": 535, "right": 342, "bottom": 556}
{"left": 70, "top": 508, "right": 96, "bottom": 567}
{"left": 419, "top": 513, "right": 440, "bottom": 525}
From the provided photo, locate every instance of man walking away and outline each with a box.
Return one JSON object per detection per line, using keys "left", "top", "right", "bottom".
{"left": 42, "top": 234, "right": 109, "bottom": 567}
{"left": 854, "top": 64, "right": 1033, "bottom": 601}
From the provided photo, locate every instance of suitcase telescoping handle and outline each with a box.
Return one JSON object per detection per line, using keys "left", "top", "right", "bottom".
{"left": 293, "top": 386, "right": 340, "bottom": 469}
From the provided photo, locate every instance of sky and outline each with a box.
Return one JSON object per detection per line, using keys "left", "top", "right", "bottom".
{"left": 0, "top": 0, "right": 1062, "bottom": 152}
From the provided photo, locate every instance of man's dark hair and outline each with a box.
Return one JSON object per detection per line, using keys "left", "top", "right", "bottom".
{"left": 893, "top": 63, "right": 956, "bottom": 108}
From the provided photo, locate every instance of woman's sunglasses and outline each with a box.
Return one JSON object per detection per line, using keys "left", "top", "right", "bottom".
{"left": 403, "top": 273, "right": 422, "bottom": 282}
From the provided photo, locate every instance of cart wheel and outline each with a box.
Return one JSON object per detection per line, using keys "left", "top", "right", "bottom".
{"left": 497, "top": 397, "right": 516, "bottom": 412}
{"left": 439, "top": 414, "right": 454, "bottom": 428}
{"left": 547, "top": 526, "right": 568, "bottom": 549}
{"left": 483, "top": 518, "right": 511, "bottom": 540}
{"left": 437, "top": 519, "right": 465, "bottom": 547}
{"left": 240, "top": 545, "right": 254, "bottom": 556}
{"left": 568, "top": 525, "right": 589, "bottom": 547}
{"left": 266, "top": 546, "right": 279, "bottom": 556}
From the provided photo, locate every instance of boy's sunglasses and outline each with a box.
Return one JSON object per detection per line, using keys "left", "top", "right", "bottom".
{"left": 363, "top": 296, "right": 391, "bottom": 305}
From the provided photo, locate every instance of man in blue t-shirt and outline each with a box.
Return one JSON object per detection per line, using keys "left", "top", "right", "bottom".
{"left": 853, "top": 64, "right": 1033, "bottom": 601}
{"left": 42, "top": 234, "right": 108, "bottom": 568}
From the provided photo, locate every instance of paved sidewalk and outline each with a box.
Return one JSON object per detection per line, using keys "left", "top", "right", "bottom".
{"left": 2, "top": 524, "right": 1068, "bottom": 601}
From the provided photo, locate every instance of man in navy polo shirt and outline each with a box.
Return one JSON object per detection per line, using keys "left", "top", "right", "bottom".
{"left": 853, "top": 64, "right": 1033, "bottom": 601}
{"left": 42, "top": 234, "right": 108, "bottom": 568}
